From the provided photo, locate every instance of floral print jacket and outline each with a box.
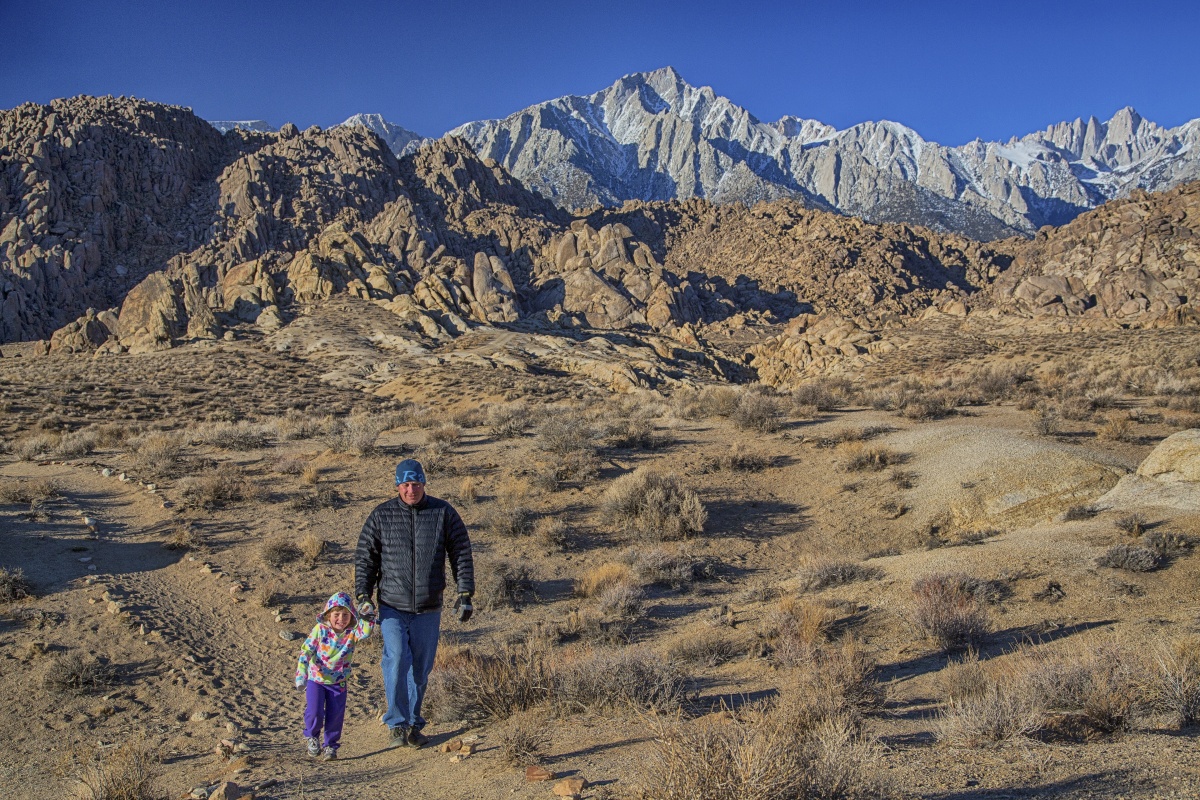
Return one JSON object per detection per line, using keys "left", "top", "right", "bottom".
{"left": 295, "top": 592, "right": 376, "bottom": 687}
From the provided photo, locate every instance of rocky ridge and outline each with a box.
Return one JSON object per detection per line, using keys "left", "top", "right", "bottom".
{"left": 450, "top": 67, "right": 1200, "bottom": 239}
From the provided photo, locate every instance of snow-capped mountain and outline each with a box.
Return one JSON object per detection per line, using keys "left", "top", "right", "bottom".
{"left": 207, "top": 119, "right": 276, "bottom": 133}
{"left": 443, "top": 67, "right": 1200, "bottom": 239}
{"left": 337, "top": 113, "right": 425, "bottom": 156}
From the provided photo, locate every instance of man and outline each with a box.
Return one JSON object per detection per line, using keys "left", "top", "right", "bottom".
{"left": 355, "top": 458, "right": 474, "bottom": 748}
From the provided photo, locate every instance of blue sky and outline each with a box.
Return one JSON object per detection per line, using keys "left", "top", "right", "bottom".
{"left": 2, "top": 0, "right": 1197, "bottom": 146}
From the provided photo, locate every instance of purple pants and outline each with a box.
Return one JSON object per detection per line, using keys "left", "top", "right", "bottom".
{"left": 303, "top": 680, "right": 348, "bottom": 749}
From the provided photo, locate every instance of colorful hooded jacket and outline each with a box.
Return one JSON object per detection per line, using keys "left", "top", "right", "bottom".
{"left": 294, "top": 592, "right": 376, "bottom": 687}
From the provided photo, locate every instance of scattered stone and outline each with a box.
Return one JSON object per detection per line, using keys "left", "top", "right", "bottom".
{"left": 460, "top": 742, "right": 477, "bottom": 755}
{"left": 118, "top": 473, "right": 128, "bottom": 482}
{"left": 525, "top": 765, "right": 555, "bottom": 782}
{"left": 553, "top": 777, "right": 587, "bottom": 797}
{"left": 78, "top": 556, "right": 92, "bottom": 563}
{"left": 208, "top": 782, "right": 240, "bottom": 800}
{"left": 278, "top": 630, "right": 301, "bottom": 641}
{"left": 101, "top": 468, "right": 113, "bottom": 478}
{"left": 438, "top": 738, "right": 463, "bottom": 753}
{"left": 189, "top": 786, "right": 211, "bottom": 799}
{"left": 190, "top": 710, "right": 211, "bottom": 722}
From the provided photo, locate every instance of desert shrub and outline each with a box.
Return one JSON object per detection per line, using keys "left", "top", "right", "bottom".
{"left": 668, "top": 628, "right": 739, "bottom": 667}
{"left": 575, "top": 561, "right": 636, "bottom": 598}
{"left": 533, "top": 517, "right": 567, "bottom": 550}
{"left": 273, "top": 456, "right": 307, "bottom": 476}
{"left": 486, "top": 403, "right": 532, "bottom": 438}
{"left": 697, "top": 386, "right": 742, "bottom": 418}
{"left": 791, "top": 380, "right": 845, "bottom": 412}
{"left": 498, "top": 710, "right": 550, "bottom": 766}
{"left": 11, "top": 432, "right": 59, "bottom": 461}
{"left": 910, "top": 574, "right": 991, "bottom": 651}
{"left": 635, "top": 664, "right": 879, "bottom": 800}
{"left": 840, "top": 443, "right": 903, "bottom": 472}
{"left": 0, "top": 566, "right": 33, "bottom": 602}
{"left": 554, "top": 647, "right": 688, "bottom": 715}
{"left": 1062, "top": 503, "right": 1098, "bottom": 521}
{"left": 1024, "top": 641, "right": 1139, "bottom": 737}
{"left": 91, "top": 423, "right": 135, "bottom": 448}
{"left": 965, "top": 364, "right": 1031, "bottom": 402}
{"left": 601, "top": 468, "right": 706, "bottom": 541}
{"left": 483, "top": 501, "right": 535, "bottom": 538}
{"left": 75, "top": 741, "right": 161, "bottom": 800}
{"left": 937, "top": 651, "right": 990, "bottom": 703}
{"left": 130, "top": 431, "right": 188, "bottom": 478}
{"left": 0, "top": 478, "right": 59, "bottom": 506}
{"left": 1097, "top": 414, "right": 1134, "bottom": 442}
{"left": 1115, "top": 512, "right": 1147, "bottom": 537}
{"left": 669, "top": 387, "right": 704, "bottom": 420}
{"left": 936, "top": 675, "right": 1045, "bottom": 746}
{"left": 320, "top": 413, "right": 390, "bottom": 455}
{"left": 260, "top": 539, "right": 301, "bottom": 568}
{"left": 700, "top": 442, "right": 773, "bottom": 472}
{"left": 810, "top": 426, "right": 894, "bottom": 449}
{"left": 1032, "top": 404, "right": 1060, "bottom": 436}
{"left": 298, "top": 533, "right": 327, "bottom": 566}
{"left": 476, "top": 559, "right": 536, "bottom": 611}
{"left": 551, "top": 449, "right": 602, "bottom": 483}
{"left": 427, "top": 422, "right": 462, "bottom": 447}
{"left": 534, "top": 413, "right": 599, "bottom": 457}
{"left": 43, "top": 652, "right": 116, "bottom": 694}
{"left": 162, "top": 524, "right": 202, "bottom": 552}
{"left": 796, "top": 558, "right": 882, "bottom": 592}
{"left": 1096, "top": 544, "right": 1160, "bottom": 572}
{"left": 53, "top": 428, "right": 99, "bottom": 458}
{"left": 889, "top": 469, "right": 916, "bottom": 489}
{"left": 196, "top": 421, "right": 271, "bottom": 450}
{"left": 178, "top": 465, "right": 258, "bottom": 509}
{"left": 424, "top": 639, "right": 555, "bottom": 722}
{"left": 254, "top": 580, "right": 283, "bottom": 608}
{"left": 1141, "top": 530, "right": 1194, "bottom": 558}
{"left": 762, "top": 598, "right": 839, "bottom": 668}
{"left": 1145, "top": 636, "right": 1200, "bottom": 729}
{"left": 289, "top": 486, "right": 341, "bottom": 511}
{"left": 596, "top": 582, "right": 646, "bottom": 619}
{"left": 271, "top": 410, "right": 325, "bottom": 441}
{"left": 899, "top": 390, "right": 959, "bottom": 421}
{"left": 623, "top": 547, "right": 715, "bottom": 589}
{"left": 733, "top": 392, "right": 786, "bottom": 433}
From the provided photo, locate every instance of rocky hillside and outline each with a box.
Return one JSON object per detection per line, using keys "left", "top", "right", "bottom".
{"left": 3, "top": 96, "right": 1199, "bottom": 381}
{"left": 451, "top": 67, "right": 1200, "bottom": 239}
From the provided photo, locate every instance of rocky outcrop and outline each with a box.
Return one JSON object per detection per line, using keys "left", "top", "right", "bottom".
{"left": 984, "top": 182, "right": 1200, "bottom": 327}
{"left": 746, "top": 314, "right": 886, "bottom": 386}
{"left": 1096, "top": 429, "right": 1200, "bottom": 512}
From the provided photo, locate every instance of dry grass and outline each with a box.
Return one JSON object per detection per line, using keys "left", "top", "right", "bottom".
{"left": 486, "top": 402, "right": 532, "bottom": 439}
{"left": 298, "top": 533, "right": 327, "bottom": 566}
{"left": 910, "top": 574, "right": 991, "bottom": 652}
{"left": 533, "top": 516, "right": 567, "bottom": 550}
{"left": 475, "top": 559, "right": 536, "bottom": 611}
{"left": 700, "top": 442, "right": 774, "bottom": 472}
{"left": 841, "top": 443, "right": 905, "bottom": 472}
{"left": 576, "top": 561, "right": 636, "bottom": 598}
{"left": 1096, "top": 544, "right": 1160, "bottom": 572}
{"left": 196, "top": 420, "right": 271, "bottom": 450}
{"left": 667, "top": 628, "right": 739, "bottom": 667}
{"left": 601, "top": 468, "right": 706, "bottom": 541}
{"left": 0, "top": 477, "right": 59, "bottom": 506}
{"left": 733, "top": 392, "right": 787, "bottom": 433}
{"left": 1144, "top": 635, "right": 1200, "bottom": 729}
{"left": 74, "top": 741, "right": 162, "bottom": 800}
{"left": 129, "top": 431, "right": 188, "bottom": 478}
{"left": 10, "top": 431, "right": 60, "bottom": 461}
{"left": 320, "top": 413, "right": 390, "bottom": 455}
{"left": 254, "top": 579, "right": 283, "bottom": 608}
{"left": 483, "top": 500, "right": 535, "bottom": 538}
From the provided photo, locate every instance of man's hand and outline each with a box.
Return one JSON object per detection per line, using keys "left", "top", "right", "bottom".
{"left": 454, "top": 592, "right": 473, "bottom": 623}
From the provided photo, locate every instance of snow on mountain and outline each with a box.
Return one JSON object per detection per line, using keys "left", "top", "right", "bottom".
{"left": 207, "top": 120, "right": 276, "bottom": 133}
{"left": 440, "top": 67, "right": 1200, "bottom": 239}
{"left": 337, "top": 113, "right": 425, "bottom": 156}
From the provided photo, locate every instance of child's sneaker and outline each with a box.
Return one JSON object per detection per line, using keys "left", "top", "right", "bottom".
{"left": 320, "top": 746, "right": 337, "bottom": 761}
{"left": 306, "top": 737, "right": 320, "bottom": 757}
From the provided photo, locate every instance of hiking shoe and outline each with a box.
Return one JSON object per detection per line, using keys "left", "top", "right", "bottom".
{"left": 388, "top": 726, "right": 408, "bottom": 748}
{"left": 405, "top": 727, "right": 428, "bottom": 748}
{"left": 320, "top": 746, "right": 337, "bottom": 761}
{"left": 306, "top": 736, "right": 320, "bottom": 757}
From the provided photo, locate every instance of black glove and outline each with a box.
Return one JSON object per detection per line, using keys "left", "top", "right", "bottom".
{"left": 356, "top": 593, "right": 369, "bottom": 606}
{"left": 454, "top": 592, "right": 473, "bottom": 623}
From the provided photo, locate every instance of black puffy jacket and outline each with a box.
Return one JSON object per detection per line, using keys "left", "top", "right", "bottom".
{"left": 354, "top": 494, "right": 474, "bottom": 613}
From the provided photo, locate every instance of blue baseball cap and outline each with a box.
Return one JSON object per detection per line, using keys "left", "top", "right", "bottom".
{"left": 395, "top": 459, "right": 426, "bottom": 485}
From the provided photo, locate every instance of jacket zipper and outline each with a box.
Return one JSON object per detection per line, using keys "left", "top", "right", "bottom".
{"left": 410, "top": 504, "right": 417, "bottom": 611}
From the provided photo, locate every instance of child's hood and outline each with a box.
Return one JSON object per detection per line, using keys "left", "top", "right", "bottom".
{"left": 318, "top": 591, "right": 358, "bottom": 626}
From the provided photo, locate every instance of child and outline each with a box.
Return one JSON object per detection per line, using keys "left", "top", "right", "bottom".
{"left": 295, "top": 591, "right": 377, "bottom": 760}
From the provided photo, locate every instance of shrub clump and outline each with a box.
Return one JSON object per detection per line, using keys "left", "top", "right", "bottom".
{"left": 475, "top": 559, "right": 537, "bottom": 611}
{"left": 1095, "top": 544, "right": 1160, "bottom": 572}
{"left": 178, "top": 465, "right": 259, "bottom": 509}
{"left": 43, "top": 652, "right": 116, "bottom": 694}
{"left": 601, "top": 468, "right": 706, "bottom": 541}
{"left": 74, "top": 742, "right": 162, "bottom": 800}
{"left": 0, "top": 566, "right": 34, "bottom": 602}
{"left": 260, "top": 539, "right": 302, "bottom": 568}
{"left": 910, "top": 573, "right": 991, "bottom": 652}
{"left": 796, "top": 558, "right": 882, "bottom": 592}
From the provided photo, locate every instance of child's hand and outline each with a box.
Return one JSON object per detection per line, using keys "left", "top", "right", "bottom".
{"left": 296, "top": 678, "right": 306, "bottom": 690}
{"left": 358, "top": 601, "right": 376, "bottom": 617}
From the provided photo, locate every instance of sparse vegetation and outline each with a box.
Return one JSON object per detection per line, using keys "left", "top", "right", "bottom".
{"left": 796, "top": 557, "right": 882, "bottom": 592}
{"left": 178, "top": 464, "right": 259, "bottom": 509}
{"left": 601, "top": 468, "right": 706, "bottom": 540}
{"left": 260, "top": 538, "right": 302, "bottom": 568}
{"left": 74, "top": 741, "right": 162, "bottom": 800}
{"left": 43, "top": 652, "right": 116, "bottom": 694}
{"left": 1096, "top": 544, "right": 1160, "bottom": 572}
{"left": 498, "top": 710, "right": 550, "bottom": 766}
{"left": 475, "top": 559, "right": 536, "bottom": 611}
{"left": 0, "top": 566, "right": 33, "bottom": 602}
{"left": 911, "top": 573, "right": 991, "bottom": 651}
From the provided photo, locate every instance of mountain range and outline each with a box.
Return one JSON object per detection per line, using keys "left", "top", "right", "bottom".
{"left": 212, "top": 67, "right": 1200, "bottom": 241}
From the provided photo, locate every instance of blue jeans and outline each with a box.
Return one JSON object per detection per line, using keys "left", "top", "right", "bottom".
{"left": 379, "top": 604, "right": 442, "bottom": 730}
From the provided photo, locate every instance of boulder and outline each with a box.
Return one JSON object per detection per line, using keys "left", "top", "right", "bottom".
{"left": 1137, "top": 429, "right": 1200, "bottom": 482}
